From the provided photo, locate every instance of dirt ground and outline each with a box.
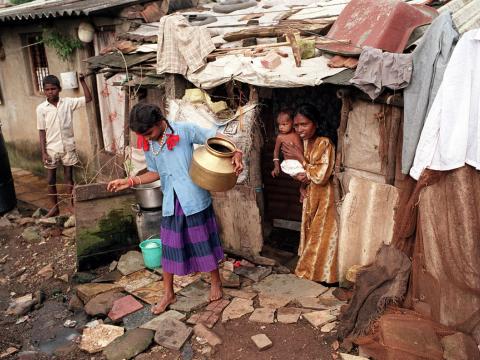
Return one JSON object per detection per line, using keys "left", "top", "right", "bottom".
{"left": 0, "top": 203, "right": 349, "bottom": 360}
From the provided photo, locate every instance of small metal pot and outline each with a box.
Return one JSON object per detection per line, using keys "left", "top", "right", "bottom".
{"left": 132, "top": 180, "right": 163, "bottom": 209}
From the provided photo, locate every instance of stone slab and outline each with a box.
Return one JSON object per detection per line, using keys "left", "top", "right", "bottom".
{"left": 140, "top": 310, "right": 186, "bottom": 331}
{"left": 92, "top": 271, "right": 123, "bottom": 283}
{"left": 222, "top": 298, "right": 254, "bottom": 322}
{"left": 441, "top": 332, "right": 480, "bottom": 360}
{"left": 76, "top": 283, "right": 124, "bottom": 303}
{"left": 234, "top": 266, "right": 272, "bottom": 282}
{"left": 131, "top": 281, "right": 165, "bottom": 305}
{"left": 117, "top": 251, "right": 145, "bottom": 276}
{"left": 321, "top": 321, "right": 338, "bottom": 333}
{"left": 193, "top": 324, "right": 222, "bottom": 347}
{"left": 187, "top": 310, "right": 219, "bottom": 329}
{"left": 249, "top": 308, "right": 275, "bottom": 324}
{"left": 108, "top": 295, "right": 143, "bottom": 322}
{"left": 123, "top": 305, "right": 156, "bottom": 330}
{"left": 339, "top": 354, "right": 369, "bottom": 360}
{"left": 154, "top": 318, "right": 193, "bottom": 351}
{"left": 296, "top": 297, "right": 329, "bottom": 310}
{"left": 223, "top": 288, "right": 257, "bottom": 300}
{"left": 84, "top": 291, "right": 125, "bottom": 317}
{"left": 259, "top": 294, "right": 291, "bottom": 309}
{"left": 170, "top": 296, "right": 209, "bottom": 313}
{"left": 251, "top": 334, "right": 272, "bottom": 351}
{"left": 253, "top": 274, "right": 327, "bottom": 302}
{"left": 206, "top": 299, "right": 230, "bottom": 314}
{"left": 302, "top": 310, "right": 336, "bottom": 328}
{"left": 103, "top": 328, "right": 154, "bottom": 360}
{"left": 115, "top": 269, "right": 161, "bottom": 293}
{"left": 177, "top": 280, "right": 209, "bottom": 300}
{"left": 277, "top": 307, "right": 302, "bottom": 324}
{"left": 79, "top": 324, "right": 125, "bottom": 353}
{"left": 173, "top": 273, "right": 202, "bottom": 288}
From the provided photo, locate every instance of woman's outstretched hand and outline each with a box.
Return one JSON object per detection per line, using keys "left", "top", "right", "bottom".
{"left": 232, "top": 152, "right": 244, "bottom": 176}
{"left": 107, "top": 178, "right": 130, "bottom": 192}
{"left": 295, "top": 172, "right": 310, "bottom": 185}
{"left": 282, "top": 142, "right": 304, "bottom": 163}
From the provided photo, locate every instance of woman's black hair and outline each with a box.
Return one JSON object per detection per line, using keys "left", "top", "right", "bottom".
{"left": 129, "top": 103, "right": 173, "bottom": 134}
{"left": 294, "top": 103, "right": 337, "bottom": 145}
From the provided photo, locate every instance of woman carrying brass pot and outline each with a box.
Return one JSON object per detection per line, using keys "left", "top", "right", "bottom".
{"left": 282, "top": 103, "right": 338, "bottom": 284}
{"left": 107, "top": 103, "right": 243, "bottom": 314}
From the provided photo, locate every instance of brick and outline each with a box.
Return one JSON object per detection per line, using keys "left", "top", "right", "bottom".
{"left": 193, "top": 324, "right": 222, "bottom": 347}
{"left": 108, "top": 295, "right": 143, "bottom": 322}
{"left": 251, "top": 334, "right": 272, "bottom": 351}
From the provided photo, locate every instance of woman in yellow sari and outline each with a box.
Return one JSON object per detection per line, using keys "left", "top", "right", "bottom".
{"left": 282, "top": 104, "right": 338, "bottom": 283}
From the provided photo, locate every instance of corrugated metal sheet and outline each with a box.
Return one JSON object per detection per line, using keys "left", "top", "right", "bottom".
{"left": 0, "top": 0, "right": 144, "bottom": 22}
{"left": 440, "top": 0, "right": 480, "bottom": 34}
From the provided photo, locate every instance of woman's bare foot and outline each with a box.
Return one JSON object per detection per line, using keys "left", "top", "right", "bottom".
{"left": 209, "top": 282, "right": 223, "bottom": 302}
{"left": 152, "top": 294, "right": 176, "bottom": 315}
{"left": 44, "top": 206, "right": 60, "bottom": 218}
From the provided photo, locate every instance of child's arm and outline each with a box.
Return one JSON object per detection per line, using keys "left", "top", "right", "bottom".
{"left": 271, "top": 136, "right": 282, "bottom": 178}
{"left": 79, "top": 73, "right": 92, "bottom": 103}
{"left": 39, "top": 130, "right": 50, "bottom": 165}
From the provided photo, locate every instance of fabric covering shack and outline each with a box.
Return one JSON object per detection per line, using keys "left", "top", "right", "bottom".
{"left": 409, "top": 165, "right": 480, "bottom": 344}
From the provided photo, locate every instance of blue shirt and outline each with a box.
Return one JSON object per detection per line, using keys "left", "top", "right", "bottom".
{"left": 145, "top": 122, "right": 216, "bottom": 216}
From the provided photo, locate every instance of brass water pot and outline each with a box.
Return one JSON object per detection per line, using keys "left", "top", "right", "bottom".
{"left": 190, "top": 137, "right": 238, "bottom": 192}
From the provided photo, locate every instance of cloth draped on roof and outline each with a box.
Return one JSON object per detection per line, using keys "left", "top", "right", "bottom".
{"left": 156, "top": 14, "right": 215, "bottom": 76}
{"left": 410, "top": 29, "right": 480, "bottom": 180}
{"left": 350, "top": 47, "right": 413, "bottom": 100}
{"left": 402, "top": 12, "right": 458, "bottom": 175}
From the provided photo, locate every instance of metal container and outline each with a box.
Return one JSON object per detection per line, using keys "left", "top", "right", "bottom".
{"left": 132, "top": 204, "right": 162, "bottom": 242}
{"left": 190, "top": 137, "right": 238, "bottom": 192}
{"left": 132, "top": 180, "right": 163, "bottom": 209}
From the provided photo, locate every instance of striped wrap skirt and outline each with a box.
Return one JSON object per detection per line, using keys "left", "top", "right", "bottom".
{"left": 160, "top": 197, "right": 224, "bottom": 275}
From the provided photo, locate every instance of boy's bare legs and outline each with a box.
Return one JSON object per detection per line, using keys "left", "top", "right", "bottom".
{"left": 63, "top": 166, "right": 74, "bottom": 213}
{"left": 45, "top": 168, "right": 59, "bottom": 217}
{"left": 210, "top": 269, "right": 223, "bottom": 301}
{"left": 152, "top": 271, "right": 176, "bottom": 314}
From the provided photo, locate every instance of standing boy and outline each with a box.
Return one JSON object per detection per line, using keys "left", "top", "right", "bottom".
{"left": 37, "top": 74, "right": 92, "bottom": 217}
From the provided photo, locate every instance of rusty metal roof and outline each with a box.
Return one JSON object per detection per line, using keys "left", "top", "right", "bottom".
{"left": 0, "top": 0, "right": 145, "bottom": 22}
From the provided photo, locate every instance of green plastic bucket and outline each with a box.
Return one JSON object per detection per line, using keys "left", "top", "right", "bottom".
{"left": 139, "top": 237, "right": 162, "bottom": 269}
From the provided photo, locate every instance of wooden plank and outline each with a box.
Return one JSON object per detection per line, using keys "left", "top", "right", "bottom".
{"left": 75, "top": 182, "right": 133, "bottom": 202}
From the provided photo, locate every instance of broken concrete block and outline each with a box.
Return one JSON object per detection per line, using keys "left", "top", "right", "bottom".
{"left": 193, "top": 323, "right": 222, "bottom": 347}
{"left": 235, "top": 266, "right": 272, "bottom": 282}
{"left": 103, "top": 328, "right": 154, "bottom": 360}
{"left": 261, "top": 51, "right": 282, "bottom": 69}
{"left": 170, "top": 295, "right": 209, "bottom": 313}
{"left": 140, "top": 310, "right": 186, "bottom": 331}
{"left": 117, "top": 251, "right": 145, "bottom": 276}
{"left": 222, "top": 298, "right": 254, "bottom": 322}
{"left": 253, "top": 274, "right": 327, "bottom": 302}
{"left": 302, "top": 310, "right": 336, "bottom": 328}
{"left": 249, "top": 308, "right": 275, "bottom": 324}
{"left": 108, "top": 295, "right": 143, "bottom": 322}
{"left": 154, "top": 318, "right": 192, "bottom": 351}
{"left": 277, "top": 307, "right": 302, "bottom": 324}
{"left": 296, "top": 296, "right": 329, "bottom": 310}
{"left": 321, "top": 321, "right": 338, "bottom": 333}
{"left": 223, "top": 288, "right": 257, "bottom": 300}
{"left": 187, "top": 310, "right": 219, "bottom": 329}
{"left": 339, "top": 354, "right": 369, "bottom": 360}
{"left": 79, "top": 324, "right": 124, "bottom": 353}
{"left": 115, "top": 269, "right": 161, "bottom": 293}
{"left": 76, "top": 283, "right": 124, "bottom": 303}
{"left": 251, "top": 334, "right": 272, "bottom": 351}
{"left": 206, "top": 299, "right": 230, "bottom": 314}
{"left": 84, "top": 291, "right": 124, "bottom": 316}
{"left": 441, "top": 332, "right": 480, "bottom": 360}
{"left": 259, "top": 294, "right": 290, "bottom": 309}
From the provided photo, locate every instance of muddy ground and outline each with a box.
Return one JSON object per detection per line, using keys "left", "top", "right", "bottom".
{"left": 0, "top": 204, "right": 351, "bottom": 360}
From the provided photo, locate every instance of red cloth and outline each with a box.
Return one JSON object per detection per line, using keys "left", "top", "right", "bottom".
{"left": 166, "top": 134, "right": 180, "bottom": 151}
{"left": 137, "top": 135, "right": 149, "bottom": 151}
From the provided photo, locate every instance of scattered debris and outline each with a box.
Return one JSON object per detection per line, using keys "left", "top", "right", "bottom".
{"left": 0, "top": 216, "right": 13, "bottom": 229}
{"left": 59, "top": 274, "right": 69, "bottom": 282}
{"left": 6, "top": 293, "right": 37, "bottom": 316}
{"left": 339, "top": 354, "right": 369, "bottom": 360}
{"left": 79, "top": 324, "right": 125, "bottom": 353}
{"left": 10, "top": 266, "right": 27, "bottom": 278}
{"left": 37, "top": 263, "right": 54, "bottom": 279}
{"left": 0, "top": 347, "right": 18, "bottom": 358}
{"left": 109, "top": 260, "right": 118, "bottom": 272}
{"left": 63, "top": 319, "right": 77, "bottom": 328}
{"left": 251, "top": 334, "right": 273, "bottom": 351}
{"left": 32, "top": 208, "right": 47, "bottom": 218}
{"left": 67, "top": 294, "right": 84, "bottom": 312}
{"left": 63, "top": 215, "right": 76, "bottom": 228}
{"left": 222, "top": 298, "right": 254, "bottom": 322}
{"left": 37, "top": 217, "right": 57, "bottom": 226}
{"left": 21, "top": 226, "right": 42, "bottom": 242}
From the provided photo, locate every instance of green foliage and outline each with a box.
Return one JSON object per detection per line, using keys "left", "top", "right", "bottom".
{"left": 42, "top": 29, "right": 83, "bottom": 62}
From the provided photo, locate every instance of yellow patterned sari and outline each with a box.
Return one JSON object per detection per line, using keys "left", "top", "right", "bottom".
{"left": 295, "top": 136, "right": 338, "bottom": 283}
